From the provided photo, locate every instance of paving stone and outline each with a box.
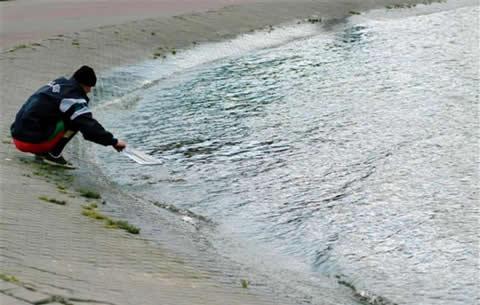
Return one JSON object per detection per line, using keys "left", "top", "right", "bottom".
{"left": 0, "top": 280, "right": 19, "bottom": 291}
{"left": 5, "top": 287, "right": 50, "bottom": 304}
{"left": 0, "top": 293, "right": 32, "bottom": 305}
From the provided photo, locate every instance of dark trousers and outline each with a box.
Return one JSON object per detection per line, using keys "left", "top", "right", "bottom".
{"left": 49, "top": 129, "right": 78, "bottom": 157}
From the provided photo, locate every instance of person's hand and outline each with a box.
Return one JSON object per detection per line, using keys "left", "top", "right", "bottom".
{"left": 114, "top": 139, "right": 127, "bottom": 152}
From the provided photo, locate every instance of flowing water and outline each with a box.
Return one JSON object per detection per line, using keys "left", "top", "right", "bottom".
{"left": 91, "top": 3, "right": 479, "bottom": 304}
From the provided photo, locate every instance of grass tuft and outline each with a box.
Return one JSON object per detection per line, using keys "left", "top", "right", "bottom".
{"left": 107, "top": 220, "right": 140, "bottom": 234}
{"left": 8, "top": 44, "right": 29, "bottom": 52}
{"left": 307, "top": 17, "right": 322, "bottom": 24}
{"left": 78, "top": 189, "right": 101, "bottom": 199}
{"left": 81, "top": 205, "right": 105, "bottom": 220}
{"left": 0, "top": 273, "right": 19, "bottom": 283}
{"left": 81, "top": 204, "right": 140, "bottom": 234}
{"left": 38, "top": 196, "right": 66, "bottom": 205}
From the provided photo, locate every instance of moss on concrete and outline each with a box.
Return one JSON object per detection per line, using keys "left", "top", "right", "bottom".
{"left": 81, "top": 204, "right": 140, "bottom": 234}
{"left": 0, "top": 273, "right": 19, "bottom": 283}
{"left": 38, "top": 196, "right": 67, "bottom": 205}
{"left": 78, "top": 189, "right": 101, "bottom": 199}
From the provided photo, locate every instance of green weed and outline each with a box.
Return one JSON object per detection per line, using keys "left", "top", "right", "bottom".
{"left": 0, "top": 273, "right": 19, "bottom": 283}
{"left": 38, "top": 196, "right": 66, "bottom": 205}
{"left": 8, "top": 44, "right": 29, "bottom": 52}
{"left": 106, "top": 219, "right": 140, "bottom": 234}
{"left": 81, "top": 204, "right": 140, "bottom": 234}
{"left": 78, "top": 189, "right": 101, "bottom": 199}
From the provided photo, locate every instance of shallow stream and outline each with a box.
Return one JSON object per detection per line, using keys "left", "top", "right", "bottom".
{"left": 91, "top": 3, "right": 479, "bottom": 304}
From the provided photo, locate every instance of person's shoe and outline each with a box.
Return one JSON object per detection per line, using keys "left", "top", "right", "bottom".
{"left": 42, "top": 153, "right": 76, "bottom": 169}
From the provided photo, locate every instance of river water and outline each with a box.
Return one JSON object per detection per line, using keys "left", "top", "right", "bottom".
{"left": 92, "top": 2, "right": 479, "bottom": 305}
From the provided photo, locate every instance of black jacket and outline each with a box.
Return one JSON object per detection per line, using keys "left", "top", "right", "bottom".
{"left": 11, "top": 77, "right": 117, "bottom": 146}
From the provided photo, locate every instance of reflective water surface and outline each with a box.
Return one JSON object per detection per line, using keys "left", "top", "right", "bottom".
{"left": 94, "top": 4, "right": 479, "bottom": 305}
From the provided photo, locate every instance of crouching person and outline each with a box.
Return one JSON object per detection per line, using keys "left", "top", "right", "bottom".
{"left": 10, "top": 65, "right": 126, "bottom": 169}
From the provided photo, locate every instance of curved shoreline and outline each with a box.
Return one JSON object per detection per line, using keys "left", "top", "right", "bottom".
{"left": 0, "top": 1, "right": 449, "bottom": 304}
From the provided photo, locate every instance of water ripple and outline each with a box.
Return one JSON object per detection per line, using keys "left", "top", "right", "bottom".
{"left": 95, "top": 5, "right": 479, "bottom": 305}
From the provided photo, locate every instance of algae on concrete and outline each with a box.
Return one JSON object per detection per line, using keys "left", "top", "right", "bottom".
{"left": 81, "top": 204, "right": 140, "bottom": 235}
{"left": 38, "top": 196, "right": 67, "bottom": 205}
{"left": 78, "top": 189, "right": 101, "bottom": 199}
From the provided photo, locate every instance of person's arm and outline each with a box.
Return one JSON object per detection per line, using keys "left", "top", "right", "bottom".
{"left": 71, "top": 113, "right": 117, "bottom": 146}
{"left": 75, "top": 114, "right": 127, "bottom": 151}
{"left": 61, "top": 98, "right": 126, "bottom": 150}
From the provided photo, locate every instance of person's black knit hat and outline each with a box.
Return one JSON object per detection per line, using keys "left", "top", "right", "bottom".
{"left": 73, "top": 65, "right": 97, "bottom": 87}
